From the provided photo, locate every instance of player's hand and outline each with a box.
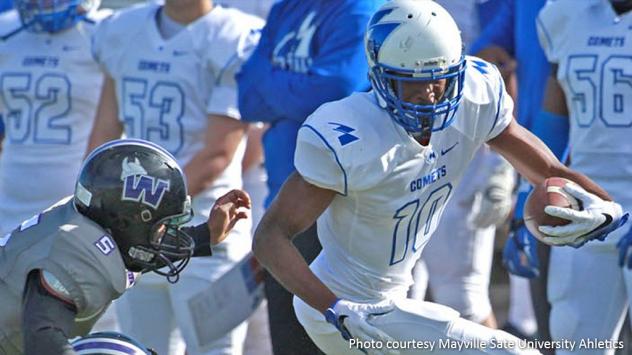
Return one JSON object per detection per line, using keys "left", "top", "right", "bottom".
{"left": 503, "top": 222, "right": 540, "bottom": 278}
{"left": 538, "top": 183, "right": 629, "bottom": 248}
{"left": 468, "top": 161, "right": 514, "bottom": 228}
{"left": 208, "top": 189, "right": 251, "bottom": 245}
{"left": 326, "top": 299, "right": 399, "bottom": 355}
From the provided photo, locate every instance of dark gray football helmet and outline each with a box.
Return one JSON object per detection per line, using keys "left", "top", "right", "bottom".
{"left": 75, "top": 139, "right": 193, "bottom": 282}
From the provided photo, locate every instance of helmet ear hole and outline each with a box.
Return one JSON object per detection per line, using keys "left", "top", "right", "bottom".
{"left": 141, "top": 210, "right": 153, "bottom": 222}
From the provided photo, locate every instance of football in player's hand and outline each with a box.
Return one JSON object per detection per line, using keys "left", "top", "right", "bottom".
{"left": 524, "top": 177, "right": 581, "bottom": 241}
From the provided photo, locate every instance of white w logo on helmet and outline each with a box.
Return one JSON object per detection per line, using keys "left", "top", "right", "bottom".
{"left": 120, "top": 157, "right": 171, "bottom": 209}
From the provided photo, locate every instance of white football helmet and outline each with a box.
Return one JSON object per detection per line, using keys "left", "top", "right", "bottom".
{"left": 365, "top": 0, "right": 465, "bottom": 135}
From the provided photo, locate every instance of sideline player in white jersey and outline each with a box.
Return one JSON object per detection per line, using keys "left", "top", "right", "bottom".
{"left": 87, "top": 1, "right": 263, "bottom": 353}
{"left": 0, "top": 0, "right": 110, "bottom": 236}
{"left": 537, "top": 1, "right": 632, "bottom": 353}
{"left": 253, "top": 1, "right": 628, "bottom": 354}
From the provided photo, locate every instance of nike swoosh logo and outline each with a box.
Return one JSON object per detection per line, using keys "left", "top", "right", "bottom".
{"left": 441, "top": 142, "right": 459, "bottom": 156}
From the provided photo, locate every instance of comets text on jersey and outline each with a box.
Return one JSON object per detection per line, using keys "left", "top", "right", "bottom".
{"left": 22, "top": 56, "right": 59, "bottom": 68}
{"left": 138, "top": 60, "right": 171, "bottom": 73}
{"left": 409, "top": 165, "right": 447, "bottom": 192}
{"left": 587, "top": 36, "right": 625, "bottom": 47}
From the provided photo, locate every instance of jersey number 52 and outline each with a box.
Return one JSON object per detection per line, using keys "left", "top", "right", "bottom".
{"left": 0, "top": 73, "right": 71, "bottom": 144}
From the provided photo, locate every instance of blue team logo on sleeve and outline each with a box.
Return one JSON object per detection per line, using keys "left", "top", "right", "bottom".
{"left": 120, "top": 157, "right": 171, "bottom": 209}
{"left": 471, "top": 60, "right": 490, "bottom": 75}
{"left": 328, "top": 122, "right": 359, "bottom": 146}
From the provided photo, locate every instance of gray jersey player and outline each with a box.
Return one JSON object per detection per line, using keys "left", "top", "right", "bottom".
{"left": 0, "top": 139, "right": 251, "bottom": 355}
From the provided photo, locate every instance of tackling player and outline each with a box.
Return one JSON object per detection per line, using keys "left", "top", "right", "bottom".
{"left": 253, "top": 1, "right": 627, "bottom": 354}
{"left": 0, "top": 139, "right": 251, "bottom": 355}
{"left": 86, "top": 0, "right": 263, "bottom": 353}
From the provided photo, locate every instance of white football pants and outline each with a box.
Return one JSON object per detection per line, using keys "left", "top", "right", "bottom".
{"left": 294, "top": 296, "right": 541, "bottom": 355}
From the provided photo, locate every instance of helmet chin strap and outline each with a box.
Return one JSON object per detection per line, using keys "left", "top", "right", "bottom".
{"left": 0, "top": 19, "right": 34, "bottom": 41}
{"left": 1, "top": 12, "right": 95, "bottom": 41}
{"left": 410, "top": 113, "right": 433, "bottom": 146}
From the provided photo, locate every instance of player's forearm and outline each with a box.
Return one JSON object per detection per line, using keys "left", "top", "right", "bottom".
{"left": 184, "top": 152, "right": 231, "bottom": 196}
{"left": 548, "top": 166, "right": 612, "bottom": 201}
{"left": 489, "top": 120, "right": 560, "bottom": 186}
{"left": 253, "top": 217, "right": 337, "bottom": 314}
{"left": 182, "top": 223, "right": 212, "bottom": 257}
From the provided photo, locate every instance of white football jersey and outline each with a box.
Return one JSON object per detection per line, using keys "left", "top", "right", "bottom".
{"left": 92, "top": 4, "right": 263, "bottom": 227}
{"left": 537, "top": 0, "right": 632, "bottom": 218}
{"left": 0, "top": 10, "right": 110, "bottom": 235}
{"left": 294, "top": 56, "right": 514, "bottom": 302}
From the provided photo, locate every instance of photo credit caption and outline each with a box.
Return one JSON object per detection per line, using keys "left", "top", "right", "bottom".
{"left": 349, "top": 338, "right": 625, "bottom": 352}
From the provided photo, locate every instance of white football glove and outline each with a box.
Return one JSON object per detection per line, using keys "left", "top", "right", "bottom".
{"left": 325, "top": 299, "right": 399, "bottom": 355}
{"left": 468, "top": 159, "right": 515, "bottom": 229}
{"left": 538, "top": 182, "right": 629, "bottom": 248}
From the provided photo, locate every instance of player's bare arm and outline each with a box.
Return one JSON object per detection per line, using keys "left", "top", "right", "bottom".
{"left": 487, "top": 119, "right": 610, "bottom": 201}
{"left": 183, "top": 115, "right": 248, "bottom": 196}
{"left": 253, "top": 172, "right": 338, "bottom": 313}
{"left": 85, "top": 75, "right": 124, "bottom": 156}
{"left": 489, "top": 118, "right": 626, "bottom": 245}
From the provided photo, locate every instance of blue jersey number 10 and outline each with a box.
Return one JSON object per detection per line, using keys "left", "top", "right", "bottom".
{"left": 390, "top": 183, "right": 452, "bottom": 266}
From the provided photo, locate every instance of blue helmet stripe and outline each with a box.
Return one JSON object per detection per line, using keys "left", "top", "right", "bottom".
{"left": 368, "top": 7, "right": 395, "bottom": 27}
{"left": 367, "top": 23, "right": 401, "bottom": 61}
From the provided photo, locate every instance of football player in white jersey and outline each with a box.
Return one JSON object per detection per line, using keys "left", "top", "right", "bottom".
{"left": 87, "top": 0, "right": 263, "bottom": 354}
{"left": 409, "top": 0, "right": 516, "bottom": 329}
{"left": 537, "top": 1, "right": 632, "bottom": 353}
{"left": 0, "top": 0, "right": 110, "bottom": 237}
{"left": 253, "top": 1, "right": 627, "bottom": 354}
